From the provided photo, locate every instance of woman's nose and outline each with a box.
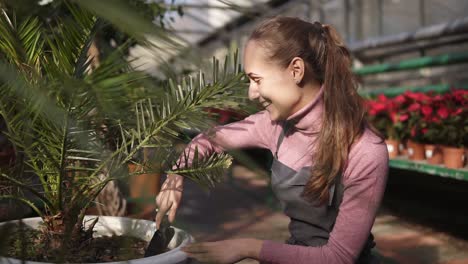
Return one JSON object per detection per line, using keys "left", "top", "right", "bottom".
{"left": 248, "top": 84, "right": 260, "bottom": 101}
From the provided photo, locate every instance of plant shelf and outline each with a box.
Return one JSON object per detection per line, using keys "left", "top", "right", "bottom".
{"left": 353, "top": 52, "right": 468, "bottom": 75}
{"left": 359, "top": 83, "right": 468, "bottom": 98}
{"left": 389, "top": 157, "right": 468, "bottom": 181}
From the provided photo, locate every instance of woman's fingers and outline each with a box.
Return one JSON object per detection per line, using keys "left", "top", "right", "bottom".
{"left": 182, "top": 240, "right": 250, "bottom": 264}
{"left": 182, "top": 243, "right": 209, "bottom": 253}
{"left": 168, "top": 197, "right": 179, "bottom": 223}
{"left": 183, "top": 244, "right": 216, "bottom": 262}
{"left": 155, "top": 175, "right": 183, "bottom": 228}
{"left": 155, "top": 186, "right": 174, "bottom": 227}
{"left": 155, "top": 195, "right": 172, "bottom": 228}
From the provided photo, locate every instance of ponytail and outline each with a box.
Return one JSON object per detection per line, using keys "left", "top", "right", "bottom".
{"left": 301, "top": 23, "right": 366, "bottom": 205}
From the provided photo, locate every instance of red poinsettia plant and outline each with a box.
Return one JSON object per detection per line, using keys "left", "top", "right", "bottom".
{"left": 397, "top": 90, "right": 436, "bottom": 143}
{"left": 435, "top": 89, "right": 468, "bottom": 147}
{"left": 389, "top": 93, "right": 412, "bottom": 141}
{"left": 366, "top": 94, "right": 393, "bottom": 139}
{"left": 417, "top": 93, "right": 444, "bottom": 144}
{"left": 366, "top": 89, "right": 468, "bottom": 146}
{"left": 365, "top": 94, "right": 408, "bottom": 140}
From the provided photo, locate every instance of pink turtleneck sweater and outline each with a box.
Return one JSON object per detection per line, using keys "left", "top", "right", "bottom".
{"left": 181, "top": 89, "right": 389, "bottom": 263}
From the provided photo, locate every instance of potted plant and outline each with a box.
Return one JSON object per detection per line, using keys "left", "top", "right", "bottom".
{"left": 437, "top": 90, "right": 468, "bottom": 168}
{"left": 399, "top": 91, "right": 433, "bottom": 161}
{"left": 0, "top": 1, "right": 246, "bottom": 263}
{"left": 418, "top": 93, "right": 444, "bottom": 164}
{"left": 366, "top": 94, "right": 399, "bottom": 158}
{"left": 366, "top": 94, "right": 409, "bottom": 158}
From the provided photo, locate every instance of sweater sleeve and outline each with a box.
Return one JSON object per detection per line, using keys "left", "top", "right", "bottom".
{"left": 175, "top": 110, "right": 273, "bottom": 168}
{"left": 259, "top": 131, "right": 389, "bottom": 264}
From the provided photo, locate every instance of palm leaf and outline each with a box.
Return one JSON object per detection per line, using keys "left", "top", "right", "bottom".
{"left": 45, "top": 2, "right": 96, "bottom": 77}
{"left": 0, "top": 0, "right": 249, "bottom": 237}
{"left": 116, "top": 52, "right": 247, "bottom": 188}
{"left": 168, "top": 147, "right": 232, "bottom": 191}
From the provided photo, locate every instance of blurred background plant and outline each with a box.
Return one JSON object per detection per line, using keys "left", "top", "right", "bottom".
{"left": 365, "top": 89, "right": 468, "bottom": 148}
{"left": 0, "top": 0, "right": 248, "bottom": 261}
{"left": 437, "top": 90, "right": 468, "bottom": 148}
{"left": 365, "top": 94, "right": 407, "bottom": 140}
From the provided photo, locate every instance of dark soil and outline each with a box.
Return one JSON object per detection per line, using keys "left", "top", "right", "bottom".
{"left": 2, "top": 226, "right": 153, "bottom": 263}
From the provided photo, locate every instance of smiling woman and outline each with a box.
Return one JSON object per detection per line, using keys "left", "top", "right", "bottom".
{"left": 155, "top": 16, "right": 388, "bottom": 264}
{"left": 244, "top": 39, "right": 321, "bottom": 122}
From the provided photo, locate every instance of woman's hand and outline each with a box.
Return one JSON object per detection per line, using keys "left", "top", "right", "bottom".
{"left": 155, "top": 174, "right": 184, "bottom": 228}
{"left": 181, "top": 239, "right": 263, "bottom": 264}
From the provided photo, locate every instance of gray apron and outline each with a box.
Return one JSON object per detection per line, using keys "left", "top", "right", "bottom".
{"left": 270, "top": 122, "right": 378, "bottom": 263}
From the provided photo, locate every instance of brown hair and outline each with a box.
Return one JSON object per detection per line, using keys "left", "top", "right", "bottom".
{"left": 249, "top": 16, "right": 367, "bottom": 205}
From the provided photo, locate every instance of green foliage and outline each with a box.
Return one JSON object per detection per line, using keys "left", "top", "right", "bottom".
{"left": 169, "top": 146, "right": 232, "bottom": 191}
{"left": 0, "top": 0, "right": 247, "bottom": 238}
{"left": 438, "top": 112, "right": 467, "bottom": 147}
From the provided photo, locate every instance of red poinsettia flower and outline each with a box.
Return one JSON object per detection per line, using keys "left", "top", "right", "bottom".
{"left": 394, "top": 95, "right": 406, "bottom": 104}
{"left": 405, "top": 91, "right": 430, "bottom": 102}
{"left": 431, "top": 116, "right": 441, "bottom": 123}
{"left": 421, "top": 105, "right": 432, "bottom": 117}
{"left": 372, "top": 102, "right": 386, "bottom": 114}
{"left": 437, "top": 106, "right": 449, "bottom": 119}
{"left": 433, "top": 94, "right": 444, "bottom": 101}
{"left": 377, "top": 94, "right": 388, "bottom": 103}
{"left": 366, "top": 101, "right": 377, "bottom": 116}
{"left": 399, "top": 113, "right": 409, "bottom": 122}
{"left": 452, "top": 89, "right": 468, "bottom": 104}
{"left": 422, "top": 93, "right": 432, "bottom": 102}
{"left": 451, "top": 107, "right": 463, "bottom": 116}
{"left": 408, "top": 103, "right": 421, "bottom": 112}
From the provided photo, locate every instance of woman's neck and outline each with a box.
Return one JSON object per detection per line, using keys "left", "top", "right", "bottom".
{"left": 289, "top": 81, "right": 322, "bottom": 116}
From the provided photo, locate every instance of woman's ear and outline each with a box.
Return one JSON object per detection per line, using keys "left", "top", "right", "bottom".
{"left": 290, "top": 57, "right": 305, "bottom": 85}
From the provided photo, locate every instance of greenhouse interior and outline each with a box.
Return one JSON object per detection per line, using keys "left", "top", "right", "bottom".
{"left": 0, "top": 0, "right": 467, "bottom": 263}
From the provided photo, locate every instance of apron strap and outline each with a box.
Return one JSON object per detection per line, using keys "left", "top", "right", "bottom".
{"left": 329, "top": 164, "right": 344, "bottom": 206}
{"left": 274, "top": 121, "right": 293, "bottom": 159}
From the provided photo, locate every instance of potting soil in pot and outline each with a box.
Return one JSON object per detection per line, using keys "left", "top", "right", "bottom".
{"left": 2, "top": 224, "right": 169, "bottom": 263}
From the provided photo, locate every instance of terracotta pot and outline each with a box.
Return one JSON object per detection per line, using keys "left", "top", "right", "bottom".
{"left": 399, "top": 141, "right": 407, "bottom": 156}
{"left": 424, "top": 144, "right": 443, "bottom": 165}
{"left": 442, "top": 146, "right": 466, "bottom": 169}
{"left": 128, "top": 163, "right": 161, "bottom": 217}
{"left": 385, "top": 139, "right": 400, "bottom": 158}
{"left": 127, "top": 148, "right": 162, "bottom": 218}
{"left": 407, "top": 140, "right": 425, "bottom": 161}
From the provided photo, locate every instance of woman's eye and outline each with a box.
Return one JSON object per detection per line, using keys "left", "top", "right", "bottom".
{"left": 254, "top": 79, "right": 261, "bottom": 84}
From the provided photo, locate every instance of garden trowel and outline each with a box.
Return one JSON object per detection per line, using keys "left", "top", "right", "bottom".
{"left": 144, "top": 215, "right": 175, "bottom": 257}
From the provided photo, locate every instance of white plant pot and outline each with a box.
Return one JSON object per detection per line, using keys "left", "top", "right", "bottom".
{"left": 0, "top": 216, "right": 194, "bottom": 264}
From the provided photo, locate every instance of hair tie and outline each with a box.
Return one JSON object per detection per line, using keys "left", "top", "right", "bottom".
{"left": 313, "top": 21, "right": 326, "bottom": 38}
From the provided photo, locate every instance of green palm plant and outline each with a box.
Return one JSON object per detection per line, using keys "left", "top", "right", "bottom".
{"left": 0, "top": 1, "right": 247, "bottom": 259}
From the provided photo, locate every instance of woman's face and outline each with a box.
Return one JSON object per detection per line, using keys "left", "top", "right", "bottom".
{"left": 243, "top": 40, "right": 303, "bottom": 121}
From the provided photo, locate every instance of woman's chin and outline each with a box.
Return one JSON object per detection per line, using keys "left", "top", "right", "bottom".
{"left": 267, "top": 110, "right": 284, "bottom": 121}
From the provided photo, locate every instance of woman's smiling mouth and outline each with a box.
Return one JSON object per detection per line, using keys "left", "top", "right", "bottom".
{"left": 259, "top": 100, "right": 272, "bottom": 110}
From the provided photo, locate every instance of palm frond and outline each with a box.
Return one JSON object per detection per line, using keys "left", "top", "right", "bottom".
{"left": 0, "top": 0, "right": 249, "bottom": 236}
{"left": 113, "top": 52, "right": 247, "bottom": 189}
{"left": 168, "top": 146, "right": 232, "bottom": 190}
{"left": 44, "top": 2, "right": 96, "bottom": 76}
{"left": 77, "top": 0, "right": 180, "bottom": 49}
{"left": 0, "top": 195, "right": 43, "bottom": 217}
{"left": 123, "top": 52, "right": 247, "bottom": 157}
{"left": 0, "top": 173, "right": 54, "bottom": 210}
{"left": 80, "top": 44, "right": 149, "bottom": 121}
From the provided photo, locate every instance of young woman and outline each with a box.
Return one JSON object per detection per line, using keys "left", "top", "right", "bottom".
{"left": 155, "top": 16, "right": 388, "bottom": 264}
